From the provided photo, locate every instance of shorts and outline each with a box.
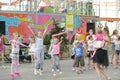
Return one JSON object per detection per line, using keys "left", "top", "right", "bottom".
{"left": 112, "top": 43, "right": 115, "bottom": 50}
{"left": 10, "top": 53, "right": 19, "bottom": 59}
{"left": 116, "top": 50, "right": 120, "bottom": 56}
{"left": 76, "top": 56, "right": 84, "bottom": 67}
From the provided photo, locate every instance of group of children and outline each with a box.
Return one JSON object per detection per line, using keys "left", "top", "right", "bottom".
{"left": 0, "top": 26, "right": 120, "bottom": 79}
{"left": 71, "top": 26, "right": 120, "bottom": 78}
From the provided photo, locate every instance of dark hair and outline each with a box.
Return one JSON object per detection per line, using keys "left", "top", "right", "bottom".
{"left": 103, "top": 27, "right": 109, "bottom": 36}
{"left": 112, "top": 30, "right": 118, "bottom": 35}
{"left": 118, "top": 36, "right": 120, "bottom": 40}
{"left": 88, "top": 35, "right": 93, "bottom": 40}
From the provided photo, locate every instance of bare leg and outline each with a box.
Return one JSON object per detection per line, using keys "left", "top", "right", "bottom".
{"left": 1, "top": 51, "right": 5, "bottom": 66}
{"left": 100, "top": 67, "right": 111, "bottom": 80}
{"left": 94, "top": 63, "right": 102, "bottom": 80}
{"left": 111, "top": 50, "right": 115, "bottom": 64}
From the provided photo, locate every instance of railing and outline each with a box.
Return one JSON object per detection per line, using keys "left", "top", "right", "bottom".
{"left": 0, "top": 0, "right": 95, "bottom": 16}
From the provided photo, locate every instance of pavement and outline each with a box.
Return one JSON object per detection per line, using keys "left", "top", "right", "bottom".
{"left": 0, "top": 59, "right": 120, "bottom": 80}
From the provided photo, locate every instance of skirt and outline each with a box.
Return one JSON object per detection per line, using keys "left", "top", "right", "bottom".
{"left": 93, "top": 48, "right": 109, "bottom": 67}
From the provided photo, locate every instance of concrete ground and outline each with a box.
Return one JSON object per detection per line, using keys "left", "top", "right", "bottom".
{"left": 0, "top": 59, "right": 120, "bottom": 80}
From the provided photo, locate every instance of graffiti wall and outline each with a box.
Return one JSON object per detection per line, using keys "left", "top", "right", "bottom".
{"left": 0, "top": 13, "right": 64, "bottom": 37}
{"left": 0, "top": 12, "right": 86, "bottom": 41}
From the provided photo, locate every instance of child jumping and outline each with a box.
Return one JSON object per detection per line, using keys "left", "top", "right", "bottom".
{"left": 50, "top": 37, "right": 63, "bottom": 76}
{"left": 87, "top": 35, "right": 94, "bottom": 70}
{"left": 28, "top": 26, "right": 48, "bottom": 75}
{"left": 10, "top": 32, "right": 28, "bottom": 79}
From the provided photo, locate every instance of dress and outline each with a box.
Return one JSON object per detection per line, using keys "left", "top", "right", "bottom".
{"left": 29, "top": 43, "right": 36, "bottom": 55}
{"left": 93, "top": 42, "right": 109, "bottom": 67}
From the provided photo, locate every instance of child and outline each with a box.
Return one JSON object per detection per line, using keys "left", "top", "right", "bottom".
{"left": 10, "top": 32, "right": 28, "bottom": 79}
{"left": 72, "top": 34, "right": 85, "bottom": 71}
{"left": 73, "top": 40, "right": 84, "bottom": 74}
{"left": 28, "top": 26, "right": 48, "bottom": 75}
{"left": 50, "top": 37, "right": 63, "bottom": 76}
{"left": 92, "top": 27, "right": 104, "bottom": 58}
{"left": 110, "top": 30, "right": 118, "bottom": 64}
{"left": 28, "top": 36, "right": 36, "bottom": 66}
{"left": 0, "top": 33, "right": 5, "bottom": 68}
{"left": 87, "top": 35, "right": 94, "bottom": 70}
{"left": 114, "top": 36, "right": 120, "bottom": 68}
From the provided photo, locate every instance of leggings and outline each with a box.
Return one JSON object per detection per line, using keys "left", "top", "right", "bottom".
{"left": 35, "top": 50, "right": 44, "bottom": 69}
{"left": 10, "top": 55, "right": 19, "bottom": 74}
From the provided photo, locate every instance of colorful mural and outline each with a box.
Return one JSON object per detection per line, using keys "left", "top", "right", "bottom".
{"left": 0, "top": 12, "right": 86, "bottom": 41}
{"left": 0, "top": 13, "right": 64, "bottom": 38}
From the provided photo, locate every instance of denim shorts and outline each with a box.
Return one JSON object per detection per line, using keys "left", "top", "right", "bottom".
{"left": 112, "top": 43, "right": 115, "bottom": 50}
{"left": 116, "top": 50, "right": 120, "bottom": 56}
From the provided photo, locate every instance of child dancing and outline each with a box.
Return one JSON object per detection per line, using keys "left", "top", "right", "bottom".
{"left": 50, "top": 37, "right": 63, "bottom": 76}
{"left": 10, "top": 32, "right": 28, "bottom": 79}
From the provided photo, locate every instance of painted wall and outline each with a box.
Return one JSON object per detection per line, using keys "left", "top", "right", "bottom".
{"left": 0, "top": 12, "right": 86, "bottom": 41}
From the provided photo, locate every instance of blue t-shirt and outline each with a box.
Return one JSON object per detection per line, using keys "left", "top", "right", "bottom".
{"left": 74, "top": 44, "right": 83, "bottom": 58}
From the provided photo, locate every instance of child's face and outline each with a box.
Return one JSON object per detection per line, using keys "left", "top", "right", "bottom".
{"left": 90, "top": 37, "right": 93, "bottom": 40}
{"left": 14, "top": 34, "right": 18, "bottom": 40}
{"left": 54, "top": 38, "right": 59, "bottom": 44}
{"left": 37, "top": 32, "right": 43, "bottom": 37}
{"left": 89, "top": 29, "right": 93, "bottom": 34}
{"left": 75, "top": 42, "right": 79, "bottom": 47}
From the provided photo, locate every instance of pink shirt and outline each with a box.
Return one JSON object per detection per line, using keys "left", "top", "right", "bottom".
{"left": 51, "top": 43, "right": 60, "bottom": 55}
{"left": 95, "top": 33, "right": 104, "bottom": 41}
{"left": 0, "top": 39, "right": 4, "bottom": 51}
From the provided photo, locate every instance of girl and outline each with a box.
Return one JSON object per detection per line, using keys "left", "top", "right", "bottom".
{"left": 87, "top": 35, "right": 94, "bottom": 70}
{"left": 10, "top": 32, "right": 27, "bottom": 79}
{"left": 86, "top": 29, "right": 95, "bottom": 40}
{"left": 0, "top": 33, "right": 5, "bottom": 68}
{"left": 92, "top": 27, "right": 104, "bottom": 58}
{"left": 28, "top": 26, "right": 48, "bottom": 75}
{"left": 110, "top": 30, "right": 118, "bottom": 64}
{"left": 49, "top": 28, "right": 67, "bottom": 72}
{"left": 28, "top": 36, "right": 36, "bottom": 66}
{"left": 93, "top": 27, "right": 111, "bottom": 80}
{"left": 114, "top": 36, "right": 120, "bottom": 68}
{"left": 50, "top": 37, "right": 63, "bottom": 76}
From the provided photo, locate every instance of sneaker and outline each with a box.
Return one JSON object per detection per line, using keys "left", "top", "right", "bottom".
{"left": 59, "top": 71, "right": 62, "bottom": 74}
{"left": 34, "top": 69, "right": 37, "bottom": 75}
{"left": 52, "top": 69, "right": 54, "bottom": 72}
{"left": 53, "top": 73, "right": 56, "bottom": 77}
{"left": 15, "top": 72, "right": 21, "bottom": 76}
{"left": 107, "top": 77, "right": 111, "bottom": 80}
{"left": 10, "top": 74, "right": 14, "bottom": 78}
{"left": 72, "top": 68, "right": 75, "bottom": 71}
{"left": 39, "top": 69, "right": 42, "bottom": 75}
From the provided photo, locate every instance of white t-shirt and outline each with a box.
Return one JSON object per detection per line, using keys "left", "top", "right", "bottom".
{"left": 10, "top": 39, "right": 22, "bottom": 53}
{"left": 111, "top": 35, "right": 118, "bottom": 43}
{"left": 87, "top": 40, "right": 94, "bottom": 51}
{"left": 115, "top": 41, "right": 120, "bottom": 50}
